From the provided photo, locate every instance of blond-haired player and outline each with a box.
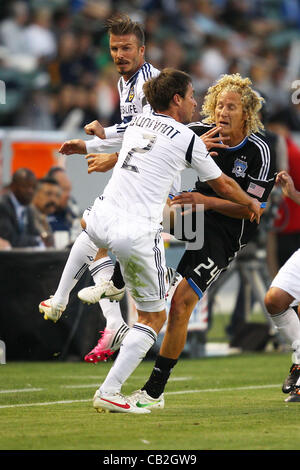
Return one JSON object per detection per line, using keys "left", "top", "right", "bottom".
{"left": 126, "top": 73, "right": 277, "bottom": 410}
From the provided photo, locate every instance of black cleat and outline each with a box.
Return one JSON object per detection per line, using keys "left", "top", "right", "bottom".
{"left": 282, "top": 364, "right": 300, "bottom": 394}
{"left": 285, "top": 387, "right": 300, "bottom": 402}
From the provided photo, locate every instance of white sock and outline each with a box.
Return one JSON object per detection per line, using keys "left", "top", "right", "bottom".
{"left": 100, "top": 323, "right": 157, "bottom": 394}
{"left": 89, "top": 256, "right": 125, "bottom": 330}
{"left": 271, "top": 307, "right": 300, "bottom": 360}
{"left": 53, "top": 231, "right": 98, "bottom": 306}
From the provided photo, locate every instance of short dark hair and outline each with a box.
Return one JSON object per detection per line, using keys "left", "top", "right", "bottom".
{"left": 12, "top": 168, "right": 36, "bottom": 184}
{"left": 106, "top": 14, "right": 145, "bottom": 46}
{"left": 37, "top": 177, "right": 60, "bottom": 189}
{"left": 46, "top": 166, "right": 66, "bottom": 179}
{"left": 143, "top": 68, "right": 192, "bottom": 112}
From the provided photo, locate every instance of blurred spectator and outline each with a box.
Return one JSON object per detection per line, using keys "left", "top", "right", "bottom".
{"left": 0, "top": 1, "right": 29, "bottom": 55}
{"left": 49, "top": 83, "right": 99, "bottom": 131}
{"left": 23, "top": 8, "right": 57, "bottom": 61}
{"left": 0, "top": 0, "right": 299, "bottom": 133}
{"left": 161, "top": 38, "right": 185, "bottom": 69}
{"left": 15, "top": 89, "right": 56, "bottom": 130}
{"left": 198, "top": 36, "right": 229, "bottom": 81}
{"left": 0, "top": 168, "right": 43, "bottom": 248}
{"left": 45, "top": 167, "right": 81, "bottom": 247}
{"left": 52, "top": 84, "right": 78, "bottom": 129}
{"left": 31, "top": 177, "right": 62, "bottom": 248}
{"left": 94, "top": 64, "right": 120, "bottom": 125}
{"left": 269, "top": 101, "right": 300, "bottom": 133}
{"left": 48, "top": 30, "right": 98, "bottom": 87}
{"left": 193, "top": 0, "right": 230, "bottom": 38}
{"left": 70, "top": 0, "right": 112, "bottom": 20}
{"left": 268, "top": 116, "right": 300, "bottom": 268}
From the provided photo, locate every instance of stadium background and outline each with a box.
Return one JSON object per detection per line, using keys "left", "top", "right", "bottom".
{"left": 1, "top": 0, "right": 300, "bottom": 361}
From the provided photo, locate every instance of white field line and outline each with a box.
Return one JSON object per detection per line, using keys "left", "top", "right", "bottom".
{"left": 167, "top": 384, "right": 281, "bottom": 395}
{"left": 0, "top": 388, "right": 43, "bottom": 394}
{"left": 0, "top": 384, "right": 281, "bottom": 409}
{"left": 0, "top": 399, "right": 90, "bottom": 409}
{"left": 0, "top": 377, "right": 192, "bottom": 394}
{"left": 58, "top": 376, "right": 192, "bottom": 381}
{"left": 61, "top": 383, "right": 100, "bottom": 389}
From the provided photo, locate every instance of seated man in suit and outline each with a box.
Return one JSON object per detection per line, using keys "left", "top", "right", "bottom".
{"left": 0, "top": 168, "right": 42, "bottom": 247}
{"left": 31, "top": 177, "right": 62, "bottom": 248}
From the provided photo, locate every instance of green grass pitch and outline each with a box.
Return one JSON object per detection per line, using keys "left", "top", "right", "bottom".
{"left": 0, "top": 351, "right": 300, "bottom": 451}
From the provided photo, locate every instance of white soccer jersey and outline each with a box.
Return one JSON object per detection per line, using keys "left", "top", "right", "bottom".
{"left": 101, "top": 111, "right": 222, "bottom": 226}
{"left": 86, "top": 62, "right": 160, "bottom": 154}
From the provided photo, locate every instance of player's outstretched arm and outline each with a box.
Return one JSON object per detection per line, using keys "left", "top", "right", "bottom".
{"left": 170, "top": 191, "right": 254, "bottom": 219}
{"left": 208, "top": 173, "right": 261, "bottom": 223}
{"left": 85, "top": 153, "right": 119, "bottom": 174}
{"left": 59, "top": 139, "right": 87, "bottom": 155}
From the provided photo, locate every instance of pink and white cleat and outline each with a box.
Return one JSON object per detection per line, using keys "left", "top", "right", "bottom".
{"left": 84, "top": 322, "right": 130, "bottom": 363}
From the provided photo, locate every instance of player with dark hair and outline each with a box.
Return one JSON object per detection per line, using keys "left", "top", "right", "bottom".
{"left": 80, "top": 68, "right": 261, "bottom": 413}
{"left": 43, "top": 68, "right": 261, "bottom": 413}
{"left": 82, "top": 73, "right": 276, "bottom": 409}
{"left": 39, "top": 14, "right": 161, "bottom": 363}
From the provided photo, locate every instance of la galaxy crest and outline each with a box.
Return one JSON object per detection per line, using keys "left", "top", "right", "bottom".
{"left": 128, "top": 85, "right": 135, "bottom": 102}
{"left": 232, "top": 158, "right": 247, "bottom": 178}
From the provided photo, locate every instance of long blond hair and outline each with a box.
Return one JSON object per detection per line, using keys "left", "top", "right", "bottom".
{"left": 201, "top": 73, "right": 264, "bottom": 135}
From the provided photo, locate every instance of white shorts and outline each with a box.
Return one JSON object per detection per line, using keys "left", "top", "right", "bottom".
{"left": 86, "top": 197, "right": 166, "bottom": 311}
{"left": 270, "top": 248, "right": 300, "bottom": 302}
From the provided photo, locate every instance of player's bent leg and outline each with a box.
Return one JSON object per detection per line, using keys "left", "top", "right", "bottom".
{"left": 160, "top": 278, "right": 199, "bottom": 359}
{"left": 78, "top": 264, "right": 179, "bottom": 306}
{"left": 264, "top": 287, "right": 294, "bottom": 316}
{"left": 131, "top": 280, "right": 200, "bottom": 409}
{"left": 84, "top": 322, "right": 130, "bottom": 363}
{"left": 84, "top": 253, "right": 128, "bottom": 363}
{"left": 77, "top": 279, "right": 125, "bottom": 303}
{"left": 39, "top": 296, "right": 66, "bottom": 322}
{"left": 93, "top": 303, "right": 166, "bottom": 414}
{"left": 39, "top": 230, "right": 98, "bottom": 322}
{"left": 137, "top": 307, "right": 167, "bottom": 334}
{"left": 265, "top": 287, "right": 300, "bottom": 396}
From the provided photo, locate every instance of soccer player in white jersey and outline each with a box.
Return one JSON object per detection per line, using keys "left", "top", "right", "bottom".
{"left": 264, "top": 170, "right": 300, "bottom": 403}
{"left": 39, "top": 15, "right": 161, "bottom": 363}
{"left": 68, "top": 68, "right": 260, "bottom": 413}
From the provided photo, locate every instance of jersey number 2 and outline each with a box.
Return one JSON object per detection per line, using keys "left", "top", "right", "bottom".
{"left": 121, "top": 134, "right": 157, "bottom": 173}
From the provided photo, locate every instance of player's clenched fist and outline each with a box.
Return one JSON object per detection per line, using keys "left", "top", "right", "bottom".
{"left": 59, "top": 139, "right": 87, "bottom": 155}
{"left": 84, "top": 120, "right": 106, "bottom": 139}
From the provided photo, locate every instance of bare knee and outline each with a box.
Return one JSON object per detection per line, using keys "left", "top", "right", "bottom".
{"left": 264, "top": 287, "right": 291, "bottom": 315}
{"left": 137, "top": 309, "right": 167, "bottom": 333}
{"left": 168, "top": 288, "right": 197, "bottom": 330}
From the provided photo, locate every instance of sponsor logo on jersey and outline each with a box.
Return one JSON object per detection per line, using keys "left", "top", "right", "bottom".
{"left": 232, "top": 158, "right": 247, "bottom": 178}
